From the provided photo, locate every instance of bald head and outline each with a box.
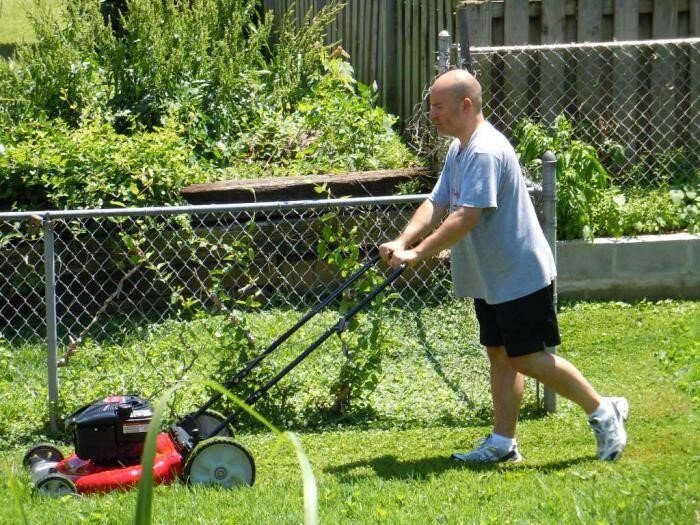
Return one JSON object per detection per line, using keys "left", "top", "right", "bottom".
{"left": 431, "top": 69, "right": 483, "bottom": 114}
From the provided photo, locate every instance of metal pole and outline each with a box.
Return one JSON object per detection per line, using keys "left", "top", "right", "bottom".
{"left": 542, "top": 151, "right": 557, "bottom": 413}
{"left": 43, "top": 213, "right": 59, "bottom": 433}
{"left": 437, "top": 30, "right": 451, "bottom": 73}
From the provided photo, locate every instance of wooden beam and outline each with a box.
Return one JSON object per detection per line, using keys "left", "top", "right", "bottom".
{"left": 614, "top": 0, "right": 640, "bottom": 39}
{"left": 180, "top": 169, "right": 435, "bottom": 205}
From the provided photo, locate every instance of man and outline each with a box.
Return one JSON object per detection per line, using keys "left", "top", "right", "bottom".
{"left": 379, "top": 69, "right": 628, "bottom": 462}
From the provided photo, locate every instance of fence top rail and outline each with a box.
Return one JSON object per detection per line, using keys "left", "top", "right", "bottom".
{"left": 0, "top": 194, "right": 430, "bottom": 221}
{"left": 470, "top": 37, "right": 700, "bottom": 54}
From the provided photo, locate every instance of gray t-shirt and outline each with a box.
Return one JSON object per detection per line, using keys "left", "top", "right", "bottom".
{"left": 429, "top": 121, "right": 556, "bottom": 304}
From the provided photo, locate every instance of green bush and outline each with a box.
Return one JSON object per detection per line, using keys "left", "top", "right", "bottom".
{"left": 0, "top": 118, "right": 206, "bottom": 209}
{"left": 514, "top": 115, "right": 611, "bottom": 240}
{"left": 589, "top": 187, "right": 697, "bottom": 237}
{"left": 0, "top": 0, "right": 419, "bottom": 210}
{"left": 513, "top": 115, "right": 697, "bottom": 239}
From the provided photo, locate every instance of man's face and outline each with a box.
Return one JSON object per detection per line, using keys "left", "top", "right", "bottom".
{"left": 428, "top": 85, "right": 465, "bottom": 137}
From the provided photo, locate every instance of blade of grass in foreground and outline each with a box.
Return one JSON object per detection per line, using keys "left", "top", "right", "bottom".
{"left": 133, "top": 379, "right": 317, "bottom": 525}
{"left": 6, "top": 463, "right": 29, "bottom": 525}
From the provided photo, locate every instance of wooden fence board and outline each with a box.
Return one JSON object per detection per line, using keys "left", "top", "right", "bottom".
{"left": 464, "top": 0, "right": 493, "bottom": 46}
{"left": 691, "top": 42, "right": 700, "bottom": 149}
{"left": 411, "top": 0, "right": 420, "bottom": 113}
{"left": 577, "top": 0, "right": 604, "bottom": 116}
{"left": 614, "top": 0, "right": 640, "bottom": 39}
{"left": 503, "top": 0, "right": 529, "bottom": 125}
{"left": 611, "top": 0, "right": 641, "bottom": 162}
{"left": 652, "top": 0, "right": 680, "bottom": 149}
{"left": 540, "top": 0, "right": 567, "bottom": 123}
{"left": 263, "top": 0, "right": 696, "bottom": 127}
{"left": 578, "top": 0, "right": 604, "bottom": 40}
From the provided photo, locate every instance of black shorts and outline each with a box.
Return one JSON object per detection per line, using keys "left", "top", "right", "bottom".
{"left": 474, "top": 283, "right": 561, "bottom": 357}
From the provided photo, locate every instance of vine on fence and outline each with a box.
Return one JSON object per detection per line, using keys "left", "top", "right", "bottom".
{"left": 316, "top": 208, "right": 389, "bottom": 416}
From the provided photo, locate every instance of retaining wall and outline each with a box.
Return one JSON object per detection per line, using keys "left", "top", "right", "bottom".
{"left": 557, "top": 233, "right": 700, "bottom": 300}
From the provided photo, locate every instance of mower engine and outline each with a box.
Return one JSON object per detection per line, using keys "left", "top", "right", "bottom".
{"left": 65, "top": 395, "right": 153, "bottom": 465}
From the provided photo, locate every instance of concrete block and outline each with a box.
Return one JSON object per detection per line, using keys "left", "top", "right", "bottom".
{"left": 691, "top": 236, "right": 700, "bottom": 276}
{"left": 557, "top": 239, "right": 614, "bottom": 279}
{"left": 613, "top": 237, "right": 689, "bottom": 275}
{"left": 557, "top": 233, "right": 700, "bottom": 300}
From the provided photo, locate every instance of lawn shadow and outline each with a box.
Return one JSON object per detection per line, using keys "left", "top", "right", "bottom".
{"left": 411, "top": 312, "right": 551, "bottom": 425}
{"left": 324, "top": 454, "right": 454, "bottom": 482}
{"left": 0, "top": 43, "right": 17, "bottom": 59}
{"left": 324, "top": 453, "right": 593, "bottom": 482}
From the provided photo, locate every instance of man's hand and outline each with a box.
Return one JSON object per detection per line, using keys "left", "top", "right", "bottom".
{"left": 389, "top": 249, "right": 419, "bottom": 268}
{"left": 378, "top": 240, "right": 406, "bottom": 264}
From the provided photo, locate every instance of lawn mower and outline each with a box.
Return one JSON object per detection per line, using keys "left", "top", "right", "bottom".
{"left": 23, "top": 254, "right": 404, "bottom": 496}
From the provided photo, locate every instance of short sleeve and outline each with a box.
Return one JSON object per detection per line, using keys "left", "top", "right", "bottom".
{"left": 457, "top": 152, "right": 499, "bottom": 209}
{"left": 428, "top": 165, "right": 450, "bottom": 207}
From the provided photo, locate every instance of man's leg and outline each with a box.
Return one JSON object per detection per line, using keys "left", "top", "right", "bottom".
{"left": 509, "top": 350, "right": 600, "bottom": 414}
{"left": 451, "top": 346, "right": 524, "bottom": 463}
{"left": 510, "top": 350, "right": 629, "bottom": 460}
{"left": 487, "top": 345, "right": 524, "bottom": 439}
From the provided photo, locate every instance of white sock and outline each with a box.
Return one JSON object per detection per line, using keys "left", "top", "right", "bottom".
{"left": 490, "top": 432, "right": 516, "bottom": 450}
{"left": 588, "top": 398, "right": 613, "bottom": 421}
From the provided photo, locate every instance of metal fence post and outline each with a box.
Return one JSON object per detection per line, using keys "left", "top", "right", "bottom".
{"left": 542, "top": 151, "right": 557, "bottom": 413}
{"left": 43, "top": 213, "right": 59, "bottom": 433}
{"left": 437, "top": 30, "right": 451, "bottom": 73}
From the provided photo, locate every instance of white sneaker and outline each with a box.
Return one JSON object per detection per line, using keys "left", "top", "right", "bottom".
{"left": 589, "top": 397, "right": 629, "bottom": 461}
{"left": 451, "top": 434, "right": 523, "bottom": 463}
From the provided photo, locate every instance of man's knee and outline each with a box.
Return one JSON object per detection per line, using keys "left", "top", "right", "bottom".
{"left": 486, "top": 345, "right": 510, "bottom": 367}
{"left": 509, "top": 351, "right": 552, "bottom": 378}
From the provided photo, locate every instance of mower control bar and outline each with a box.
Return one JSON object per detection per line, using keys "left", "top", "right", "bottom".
{"left": 183, "top": 254, "right": 383, "bottom": 423}
{"left": 206, "top": 261, "right": 406, "bottom": 438}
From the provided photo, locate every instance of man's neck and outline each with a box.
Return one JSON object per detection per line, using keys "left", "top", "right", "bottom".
{"left": 457, "top": 115, "right": 485, "bottom": 149}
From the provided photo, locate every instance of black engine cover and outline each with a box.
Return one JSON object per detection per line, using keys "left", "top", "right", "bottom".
{"left": 65, "top": 395, "right": 153, "bottom": 465}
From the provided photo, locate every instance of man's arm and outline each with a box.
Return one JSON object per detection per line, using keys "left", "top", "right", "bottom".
{"left": 379, "top": 199, "right": 447, "bottom": 262}
{"left": 387, "top": 205, "right": 481, "bottom": 267}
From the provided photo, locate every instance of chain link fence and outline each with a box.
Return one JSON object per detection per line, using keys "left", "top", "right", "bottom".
{"left": 1, "top": 197, "right": 442, "bottom": 346}
{"left": 469, "top": 38, "right": 699, "bottom": 188}
{"left": 1, "top": 176, "right": 556, "bottom": 429}
{"left": 411, "top": 37, "right": 699, "bottom": 188}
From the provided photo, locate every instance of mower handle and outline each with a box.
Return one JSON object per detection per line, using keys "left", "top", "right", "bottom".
{"left": 183, "top": 253, "right": 385, "bottom": 423}
{"left": 205, "top": 261, "right": 406, "bottom": 437}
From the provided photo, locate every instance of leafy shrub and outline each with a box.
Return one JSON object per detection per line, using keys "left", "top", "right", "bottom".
{"left": 513, "top": 115, "right": 696, "bottom": 239}
{"left": 0, "top": 0, "right": 419, "bottom": 210}
{"left": 0, "top": 118, "right": 206, "bottom": 209}
{"left": 514, "top": 115, "right": 612, "bottom": 240}
{"left": 589, "top": 187, "right": 697, "bottom": 237}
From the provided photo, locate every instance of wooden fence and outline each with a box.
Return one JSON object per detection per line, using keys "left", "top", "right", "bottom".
{"left": 263, "top": 0, "right": 700, "bottom": 126}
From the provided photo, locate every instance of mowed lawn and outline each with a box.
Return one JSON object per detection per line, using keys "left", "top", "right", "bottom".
{"left": 0, "top": 0, "right": 61, "bottom": 55}
{"left": 0, "top": 300, "right": 697, "bottom": 524}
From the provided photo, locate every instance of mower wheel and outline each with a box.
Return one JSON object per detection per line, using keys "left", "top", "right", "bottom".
{"left": 35, "top": 473, "right": 76, "bottom": 497}
{"left": 183, "top": 436, "right": 255, "bottom": 488}
{"left": 182, "top": 409, "right": 234, "bottom": 438}
{"left": 22, "top": 443, "right": 64, "bottom": 470}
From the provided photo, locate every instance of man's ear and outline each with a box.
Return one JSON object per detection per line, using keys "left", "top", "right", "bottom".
{"left": 462, "top": 96, "right": 473, "bottom": 113}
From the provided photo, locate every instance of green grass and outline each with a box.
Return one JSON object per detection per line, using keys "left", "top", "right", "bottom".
{"left": 1, "top": 300, "right": 698, "bottom": 524}
{"left": 0, "top": 0, "right": 61, "bottom": 56}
